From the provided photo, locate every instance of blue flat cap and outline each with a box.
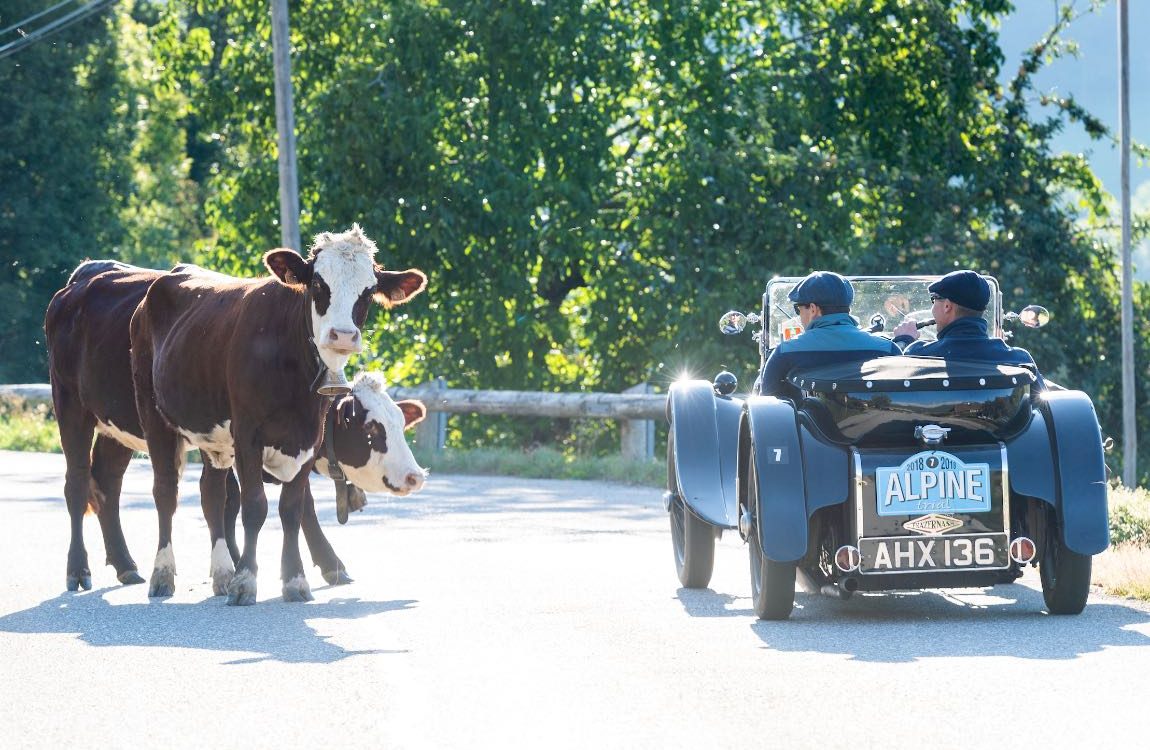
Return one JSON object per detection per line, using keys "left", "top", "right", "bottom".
{"left": 788, "top": 271, "right": 854, "bottom": 308}
{"left": 929, "top": 270, "right": 990, "bottom": 312}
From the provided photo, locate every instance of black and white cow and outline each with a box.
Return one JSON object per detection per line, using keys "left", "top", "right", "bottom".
{"left": 130, "top": 225, "right": 427, "bottom": 604}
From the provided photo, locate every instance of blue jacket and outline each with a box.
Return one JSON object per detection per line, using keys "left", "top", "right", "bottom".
{"left": 757, "top": 313, "right": 901, "bottom": 397}
{"left": 897, "top": 316, "right": 1046, "bottom": 389}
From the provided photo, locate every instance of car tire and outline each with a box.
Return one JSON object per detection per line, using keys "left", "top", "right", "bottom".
{"left": 668, "top": 434, "right": 716, "bottom": 588}
{"left": 1040, "top": 507, "right": 1092, "bottom": 615}
{"left": 747, "top": 457, "right": 795, "bottom": 620}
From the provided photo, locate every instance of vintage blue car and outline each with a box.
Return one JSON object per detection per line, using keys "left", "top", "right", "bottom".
{"left": 665, "top": 275, "right": 1109, "bottom": 619}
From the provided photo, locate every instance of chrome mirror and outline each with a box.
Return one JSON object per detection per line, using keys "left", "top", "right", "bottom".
{"left": 1018, "top": 305, "right": 1050, "bottom": 329}
{"left": 719, "top": 310, "right": 747, "bottom": 335}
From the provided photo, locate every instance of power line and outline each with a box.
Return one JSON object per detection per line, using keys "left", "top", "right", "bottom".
{"left": 0, "top": 0, "right": 120, "bottom": 61}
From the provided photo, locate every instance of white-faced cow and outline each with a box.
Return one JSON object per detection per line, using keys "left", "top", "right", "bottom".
{"left": 45, "top": 257, "right": 427, "bottom": 595}
{"left": 130, "top": 225, "right": 427, "bottom": 604}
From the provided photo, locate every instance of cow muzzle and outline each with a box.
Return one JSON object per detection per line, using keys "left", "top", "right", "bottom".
{"left": 322, "top": 327, "right": 362, "bottom": 355}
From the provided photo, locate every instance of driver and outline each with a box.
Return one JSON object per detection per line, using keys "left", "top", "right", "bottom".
{"left": 892, "top": 269, "right": 1046, "bottom": 389}
{"left": 755, "top": 271, "right": 901, "bottom": 397}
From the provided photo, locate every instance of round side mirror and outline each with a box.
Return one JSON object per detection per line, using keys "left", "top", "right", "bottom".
{"left": 1018, "top": 305, "right": 1050, "bottom": 329}
{"left": 719, "top": 310, "right": 747, "bottom": 335}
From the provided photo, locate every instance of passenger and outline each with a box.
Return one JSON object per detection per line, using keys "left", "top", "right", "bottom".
{"left": 756, "top": 271, "right": 901, "bottom": 398}
{"left": 892, "top": 269, "right": 1046, "bottom": 389}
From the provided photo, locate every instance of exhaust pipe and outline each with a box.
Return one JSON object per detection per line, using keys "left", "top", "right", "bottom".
{"left": 820, "top": 577, "right": 859, "bottom": 600}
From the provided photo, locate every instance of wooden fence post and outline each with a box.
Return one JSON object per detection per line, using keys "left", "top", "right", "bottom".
{"left": 414, "top": 377, "right": 446, "bottom": 454}
{"left": 620, "top": 383, "right": 655, "bottom": 460}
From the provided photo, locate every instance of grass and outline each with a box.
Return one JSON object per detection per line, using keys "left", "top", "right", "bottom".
{"left": 7, "top": 401, "right": 1150, "bottom": 598}
{"left": 0, "top": 399, "right": 60, "bottom": 453}
{"left": 1092, "top": 484, "right": 1150, "bottom": 600}
{"left": 413, "top": 445, "right": 665, "bottom": 487}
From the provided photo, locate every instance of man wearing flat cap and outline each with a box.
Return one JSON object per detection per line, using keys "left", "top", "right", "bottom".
{"left": 892, "top": 269, "right": 1045, "bottom": 387}
{"left": 756, "top": 271, "right": 901, "bottom": 397}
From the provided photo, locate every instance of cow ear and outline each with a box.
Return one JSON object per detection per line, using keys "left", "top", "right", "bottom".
{"left": 397, "top": 400, "right": 427, "bottom": 429}
{"left": 374, "top": 269, "right": 428, "bottom": 307}
{"left": 265, "top": 248, "right": 312, "bottom": 286}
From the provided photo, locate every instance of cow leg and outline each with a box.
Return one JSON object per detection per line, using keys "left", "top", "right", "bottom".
{"left": 199, "top": 463, "right": 234, "bottom": 595}
{"left": 54, "top": 387, "right": 96, "bottom": 592}
{"left": 224, "top": 469, "right": 241, "bottom": 564}
{"left": 279, "top": 471, "right": 314, "bottom": 602}
{"left": 142, "top": 425, "right": 185, "bottom": 598}
{"left": 301, "top": 481, "right": 352, "bottom": 585}
{"left": 90, "top": 435, "right": 144, "bottom": 584}
{"left": 227, "top": 442, "right": 268, "bottom": 606}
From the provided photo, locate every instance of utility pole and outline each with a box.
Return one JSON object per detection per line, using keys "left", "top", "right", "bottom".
{"left": 271, "top": 0, "right": 301, "bottom": 252}
{"left": 1118, "top": 0, "right": 1136, "bottom": 486}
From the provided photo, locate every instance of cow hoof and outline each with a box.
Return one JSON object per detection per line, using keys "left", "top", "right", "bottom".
{"left": 282, "top": 574, "right": 313, "bottom": 602}
{"left": 67, "top": 573, "right": 92, "bottom": 591}
{"left": 148, "top": 568, "right": 175, "bottom": 598}
{"left": 118, "top": 570, "right": 146, "bottom": 585}
{"left": 226, "top": 569, "right": 257, "bottom": 606}
{"left": 212, "top": 572, "right": 233, "bottom": 597}
{"left": 322, "top": 567, "right": 353, "bottom": 586}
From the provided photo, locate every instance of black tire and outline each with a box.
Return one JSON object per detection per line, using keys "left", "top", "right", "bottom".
{"left": 1040, "top": 508, "right": 1092, "bottom": 615}
{"left": 746, "top": 458, "right": 795, "bottom": 620}
{"left": 668, "top": 434, "right": 716, "bottom": 588}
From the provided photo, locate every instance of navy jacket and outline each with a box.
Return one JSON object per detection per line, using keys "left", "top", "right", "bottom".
{"left": 897, "top": 316, "right": 1046, "bottom": 389}
{"left": 756, "top": 313, "right": 901, "bottom": 397}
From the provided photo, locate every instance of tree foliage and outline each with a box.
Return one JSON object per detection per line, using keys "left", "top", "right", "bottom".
{"left": 5, "top": 0, "right": 1150, "bottom": 475}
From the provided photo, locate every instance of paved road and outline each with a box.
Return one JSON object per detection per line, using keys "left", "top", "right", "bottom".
{"left": 1, "top": 449, "right": 1148, "bottom": 748}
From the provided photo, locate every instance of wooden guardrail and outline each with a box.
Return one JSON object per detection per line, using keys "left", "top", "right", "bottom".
{"left": 1, "top": 382, "right": 667, "bottom": 459}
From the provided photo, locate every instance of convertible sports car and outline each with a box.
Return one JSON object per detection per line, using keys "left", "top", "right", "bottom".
{"left": 664, "top": 275, "right": 1109, "bottom": 620}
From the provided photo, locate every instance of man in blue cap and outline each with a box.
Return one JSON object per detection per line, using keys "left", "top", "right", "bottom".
{"left": 892, "top": 269, "right": 1045, "bottom": 387}
{"left": 756, "top": 271, "right": 901, "bottom": 397}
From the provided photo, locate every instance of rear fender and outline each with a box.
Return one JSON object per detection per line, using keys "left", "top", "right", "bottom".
{"left": 667, "top": 380, "right": 742, "bottom": 527}
{"left": 742, "top": 397, "right": 807, "bottom": 562}
{"left": 1041, "top": 391, "right": 1110, "bottom": 555}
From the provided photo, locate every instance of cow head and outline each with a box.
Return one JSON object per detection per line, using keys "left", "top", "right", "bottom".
{"left": 318, "top": 372, "right": 428, "bottom": 496}
{"left": 264, "top": 224, "right": 428, "bottom": 375}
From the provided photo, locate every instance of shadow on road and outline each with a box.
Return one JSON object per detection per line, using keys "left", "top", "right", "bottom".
{"left": 674, "top": 584, "right": 1150, "bottom": 661}
{"left": 0, "top": 590, "right": 417, "bottom": 664}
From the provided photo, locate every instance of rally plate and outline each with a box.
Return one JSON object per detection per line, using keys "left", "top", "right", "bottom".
{"left": 859, "top": 533, "right": 1009, "bottom": 574}
{"left": 875, "top": 450, "right": 991, "bottom": 517}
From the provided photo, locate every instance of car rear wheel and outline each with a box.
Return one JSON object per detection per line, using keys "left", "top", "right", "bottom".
{"left": 1040, "top": 507, "right": 1092, "bottom": 615}
{"left": 747, "top": 458, "right": 795, "bottom": 620}
{"left": 668, "top": 434, "right": 716, "bottom": 588}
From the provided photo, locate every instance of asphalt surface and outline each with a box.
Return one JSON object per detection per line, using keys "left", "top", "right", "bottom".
{"left": 1, "top": 449, "right": 1149, "bottom": 748}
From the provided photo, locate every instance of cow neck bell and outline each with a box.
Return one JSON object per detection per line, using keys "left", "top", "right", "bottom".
{"left": 316, "top": 368, "right": 351, "bottom": 397}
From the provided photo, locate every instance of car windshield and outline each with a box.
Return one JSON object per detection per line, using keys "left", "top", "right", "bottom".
{"left": 763, "top": 275, "right": 1001, "bottom": 351}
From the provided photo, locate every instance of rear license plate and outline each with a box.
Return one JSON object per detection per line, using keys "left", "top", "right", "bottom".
{"left": 875, "top": 450, "right": 991, "bottom": 517}
{"left": 859, "top": 533, "right": 1008, "bottom": 573}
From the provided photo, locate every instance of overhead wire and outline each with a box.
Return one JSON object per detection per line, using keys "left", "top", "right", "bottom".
{"left": 0, "top": 0, "right": 120, "bottom": 61}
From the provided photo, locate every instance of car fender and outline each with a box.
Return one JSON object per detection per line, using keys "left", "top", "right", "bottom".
{"left": 1040, "top": 390, "right": 1110, "bottom": 555}
{"left": 667, "top": 380, "right": 742, "bottom": 527}
{"left": 741, "top": 396, "right": 808, "bottom": 562}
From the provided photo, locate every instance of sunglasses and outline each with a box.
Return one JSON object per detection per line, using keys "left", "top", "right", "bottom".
{"left": 793, "top": 303, "right": 810, "bottom": 315}
{"left": 929, "top": 293, "right": 945, "bottom": 303}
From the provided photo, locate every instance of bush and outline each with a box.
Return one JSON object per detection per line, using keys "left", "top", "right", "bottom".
{"left": 0, "top": 398, "right": 59, "bottom": 453}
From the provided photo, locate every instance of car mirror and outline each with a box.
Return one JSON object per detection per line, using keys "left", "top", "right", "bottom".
{"left": 719, "top": 310, "right": 747, "bottom": 335}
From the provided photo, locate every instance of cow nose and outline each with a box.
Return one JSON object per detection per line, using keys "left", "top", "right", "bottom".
{"left": 327, "top": 327, "right": 360, "bottom": 349}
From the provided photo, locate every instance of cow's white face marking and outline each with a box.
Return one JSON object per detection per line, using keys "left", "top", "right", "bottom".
{"left": 178, "top": 421, "right": 234, "bottom": 469}
{"left": 262, "top": 446, "right": 315, "bottom": 483}
{"left": 96, "top": 419, "right": 149, "bottom": 454}
{"left": 341, "top": 373, "right": 426, "bottom": 495}
{"left": 309, "top": 225, "right": 378, "bottom": 373}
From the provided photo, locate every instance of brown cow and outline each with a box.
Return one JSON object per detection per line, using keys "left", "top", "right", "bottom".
{"left": 45, "top": 258, "right": 426, "bottom": 594}
{"left": 130, "top": 225, "right": 427, "bottom": 604}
